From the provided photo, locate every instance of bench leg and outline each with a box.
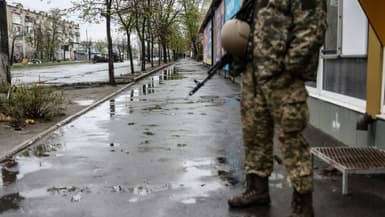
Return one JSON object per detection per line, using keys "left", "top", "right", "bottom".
{"left": 342, "top": 171, "right": 348, "bottom": 195}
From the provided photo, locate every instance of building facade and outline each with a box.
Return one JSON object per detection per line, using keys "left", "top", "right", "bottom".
{"left": 6, "top": 3, "right": 80, "bottom": 62}
{"left": 200, "top": 0, "right": 385, "bottom": 150}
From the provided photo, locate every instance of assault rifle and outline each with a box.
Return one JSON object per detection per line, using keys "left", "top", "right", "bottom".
{"left": 188, "top": 54, "right": 232, "bottom": 96}
{"left": 188, "top": 0, "right": 254, "bottom": 96}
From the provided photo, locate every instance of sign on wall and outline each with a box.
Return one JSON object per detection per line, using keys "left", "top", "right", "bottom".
{"left": 225, "top": 0, "right": 241, "bottom": 21}
{"left": 214, "top": 1, "right": 225, "bottom": 64}
{"left": 224, "top": 0, "right": 241, "bottom": 70}
{"left": 206, "top": 20, "right": 213, "bottom": 65}
{"left": 203, "top": 27, "right": 208, "bottom": 64}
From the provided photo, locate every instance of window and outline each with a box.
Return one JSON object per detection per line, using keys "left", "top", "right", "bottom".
{"left": 323, "top": 58, "right": 367, "bottom": 100}
{"left": 306, "top": 0, "right": 368, "bottom": 112}
{"left": 323, "top": 0, "right": 340, "bottom": 55}
{"left": 12, "top": 13, "right": 22, "bottom": 25}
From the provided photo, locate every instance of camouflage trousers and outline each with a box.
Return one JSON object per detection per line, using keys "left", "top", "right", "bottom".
{"left": 240, "top": 66, "right": 313, "bottom": 193}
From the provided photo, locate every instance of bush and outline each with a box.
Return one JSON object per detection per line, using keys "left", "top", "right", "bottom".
{"left": 0, "top": 81, "right": 10, "bottom": 94}
{"left": 195, "top": 53, "right": 203, "bottom": 61}
{"left": 0, "top": 84, "right": 64, "bottom": 122}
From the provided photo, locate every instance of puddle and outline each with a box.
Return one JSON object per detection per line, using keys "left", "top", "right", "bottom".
{"left": 20, "top": 188, "right": 50, "bottom": 199}
{"left": 137, "top": 146, "right": 171, "bottom": 153}
{"left": 1, "top": 157, "right": 53, "bottom": 182}
{"left": 269, "top": 172, "right": 289, "bottom": 189}
{"left": 109, "top": 99, "right": 115, "bottom": 117}
{"left": 73, "top": 99, "right": 94, "bottom": 106}
{"left": 18, "top": 143, "right": 63, "bottom": 158}
{"left": 181, "top": 198, "right": 197, "bottom": 204}
{"left": 171, "top": 159, "right": 224, "bottom": 202}
{"left": 159, "top": 67, "right": 184, "bottom": 81}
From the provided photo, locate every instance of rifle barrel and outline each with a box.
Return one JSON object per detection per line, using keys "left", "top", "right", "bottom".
{"left": 189, "top": 54, "right": 232, "bottom": 96}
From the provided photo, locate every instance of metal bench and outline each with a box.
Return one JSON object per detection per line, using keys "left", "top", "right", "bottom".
{"left": 311, "top": 147, "right": 385, "bottom": 195}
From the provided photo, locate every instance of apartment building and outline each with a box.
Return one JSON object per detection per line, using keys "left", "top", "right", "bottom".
{"left": 6, "top": 3, "right": 80, "bottom": 62}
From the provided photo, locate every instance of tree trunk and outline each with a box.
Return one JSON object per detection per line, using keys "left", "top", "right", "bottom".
{"left": 106, "top": 0, "right": 115, "bottom": 85}
{"left": 158, "top": 43, "right": 161, "bottom": 66}
{"left": 162, "top": 42, "right": 167, "bottom": 63}
{"left": 167, "top": 47, "right": 170, "bottom": 62}
{"left": 146, "top": 39, "right": 150, "bottom": 63}
{"left": 141, "top": 18, "right": 146, "bottom": 71}
{"left": 0, "top": 0, "right": 10, "bottom": 84}
{"left": 10, "top": 37, "right": 16, "bottom": 66}
{"left": 126, "top": 31, "right": 134, "bottom": 74}
{"left": 173, "top": 49, "right": 176, "bottom": 61}
{"left": 150, "top": 34, "right": 154, "bottom": 67}
{"left": 192, "top": 42, "right": 198, "bottom": 59}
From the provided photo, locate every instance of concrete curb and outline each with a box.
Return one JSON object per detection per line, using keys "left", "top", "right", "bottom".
{"left": 0, "top": 63, "right": 173, "bottom": 162}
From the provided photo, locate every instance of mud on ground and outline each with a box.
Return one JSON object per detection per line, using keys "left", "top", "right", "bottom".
{"left": 0, "top": 84, "right": 126, "bottom": 157}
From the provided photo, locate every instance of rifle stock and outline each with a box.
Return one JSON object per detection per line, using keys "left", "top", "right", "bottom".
{"left": 189, "top": 54, "right": 232, "bottom": 96}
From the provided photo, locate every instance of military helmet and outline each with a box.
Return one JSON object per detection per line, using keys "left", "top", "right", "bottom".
{"left": 221, "top": 19, "right": 250, "bottom": 57}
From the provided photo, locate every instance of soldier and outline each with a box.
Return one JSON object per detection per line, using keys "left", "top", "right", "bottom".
{"left": 227, "top": 1, "right": 327, "bottom": 217}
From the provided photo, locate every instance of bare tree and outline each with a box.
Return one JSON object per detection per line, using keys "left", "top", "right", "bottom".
{"left": 181, "top": 0, "right": 201, "bottom": 58}
{"left": 115, "top": 0, "right": 135, "bottom": 74}
{"left": 132, "top": 0, "right": 147, "bottom": 71}
{"left": 151, "top": 0, "right": 182, "bottom": 63}
{"left": 70, "top": 0, "right": 116, "bottom": 84}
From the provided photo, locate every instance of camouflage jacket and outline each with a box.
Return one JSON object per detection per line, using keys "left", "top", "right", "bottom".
{"left": 250, "top": 0, "right": 327, "bottom": 82}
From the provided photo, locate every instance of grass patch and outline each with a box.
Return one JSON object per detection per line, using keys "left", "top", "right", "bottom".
{"left": 0, "top": 83, "right": 64, "bottom": 127}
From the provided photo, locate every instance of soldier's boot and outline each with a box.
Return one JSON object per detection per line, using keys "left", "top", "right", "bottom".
{"left": 289, "top": 190, "right": 314, "bottom": 217}
{"left": 228, "top": 174, "right": 270, "bottom": 208}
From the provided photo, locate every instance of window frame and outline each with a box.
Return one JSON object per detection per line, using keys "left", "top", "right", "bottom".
{"left": 306, "top": 0, "right": 367, "bottom": 113}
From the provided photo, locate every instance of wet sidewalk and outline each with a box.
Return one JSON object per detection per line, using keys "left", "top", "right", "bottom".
{"left": 0, "top": 59, "right": 384, "bottom": 217}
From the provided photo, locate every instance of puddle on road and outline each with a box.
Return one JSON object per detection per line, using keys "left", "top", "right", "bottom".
{"left": 171, "top": 158, "right": 225, "bottom": 203}
{"left": 269, "top": 172, "right": 289, "bottom": 189}
{"left": 197, "top": 95, "right": 240, "bottom": 107}
{"left": 0, "top": 143, "right": 62, "bottom": 187}
{"left": 73, "top": 99, "right": 95, "bottom": 106}
{"left": 128, "top": 66, "right": 181, "bottom": 103}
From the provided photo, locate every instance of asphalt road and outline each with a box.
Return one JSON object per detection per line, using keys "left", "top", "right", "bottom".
{"left": 11, "top": 61, "right": 142, "bottom": 84}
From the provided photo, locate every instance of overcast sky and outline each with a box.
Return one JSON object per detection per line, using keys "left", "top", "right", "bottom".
{"left": 8, "top": 0, "right": 121, "bottom": 41}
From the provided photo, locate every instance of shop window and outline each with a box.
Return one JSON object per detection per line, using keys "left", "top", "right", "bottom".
{"left": 323, "top": 58, "right": 367, "bottom": 100}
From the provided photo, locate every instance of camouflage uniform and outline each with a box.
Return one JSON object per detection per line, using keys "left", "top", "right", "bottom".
{"left": 240, "top": 0, "right": 327, "bottom": 194}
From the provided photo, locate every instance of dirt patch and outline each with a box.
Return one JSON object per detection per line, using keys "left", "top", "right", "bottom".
{"left": 0, "top": 84, "right": 126, "bottom": 157}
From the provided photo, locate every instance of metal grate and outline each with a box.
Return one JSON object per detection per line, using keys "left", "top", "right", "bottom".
{"left": 312, "top": 147, "right": 385, "bottom": 170}
{"left": 311, "top": 146, "right": 385, "bottom": 194}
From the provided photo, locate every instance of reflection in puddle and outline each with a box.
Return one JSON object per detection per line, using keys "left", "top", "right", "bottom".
{"left": 0, "top": 193, "right": 23, "bottom": 214}
{"left": 172, "top": 159, "right": 223, "bottom": 202}
{"left": 159, "top": 67, "right": 184, "bottom": 81}
{"left": 19, "top": 143, "right": 63, "bottom": 158}
{"left": 181, "top": 198, "right": 196, "bottom": 204}
{"left": 269, "top": 172, "right": 288, "bottom": 189}
{"left": 73, "top": 99, "right": 94, "bottom": 106}
{"left": 128, "top": 66, "right": 182, "bottom": 102}
{"left": 110, "top": 99, "right": 115, "bottom": 117}
{"left": 15, "top": 157, "right": 52, "bottom": 180}
{"left": 20, "top": 188, "right": 49, "bottom": 199}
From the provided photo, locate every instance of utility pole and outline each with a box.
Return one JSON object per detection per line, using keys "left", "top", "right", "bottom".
{"left": 0, "top": 0, "right": 10, "bottom": 84}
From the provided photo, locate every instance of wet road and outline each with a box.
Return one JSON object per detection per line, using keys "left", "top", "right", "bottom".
{"left": 2, "top": 59, "right": 385, "bottom": 217}
{"left": 1, "top": 59, "right": 246, "bottom": 216}
{"left": 11, "top": 61, "right": 140, "bottom": 84}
